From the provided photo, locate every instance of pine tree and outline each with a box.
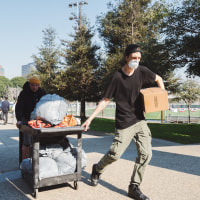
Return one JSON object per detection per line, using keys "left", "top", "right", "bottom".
{"left": 60, "top": 23, "right": 101, "bottom": 121}
{"left": 33, "top": 26, "right": 61, "bottom": 93}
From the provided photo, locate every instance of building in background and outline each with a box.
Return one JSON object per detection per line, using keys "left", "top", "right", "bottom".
{"left": 0, "top": 65, "right": 5, "bottom": 76}
{"left": 21, "top": 62, "right": 36, "bottom": 77}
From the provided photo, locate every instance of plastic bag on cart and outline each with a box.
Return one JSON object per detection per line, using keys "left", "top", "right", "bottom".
{"left": 55, "top": 147, "right": 76, "bottom": 175}
{"left": 40, "top": 144, "right": 63, "bottom": 159}
{"left": 31, "top": 94, "right": 68, "bottom": 125}
{"left": 70, "top": 147, "right": 87, "bottom": 168}
{"left": 20, "top": 157, "right": 59, "bottom": 180}
{"left": 39, "top": 157, "right": 59, "bottom": 180}
{"left": 20, "top": 158, "right": 32, "bottom": 172}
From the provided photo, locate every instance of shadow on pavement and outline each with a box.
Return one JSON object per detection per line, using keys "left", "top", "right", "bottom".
{"left": 68, "top": 134, "right": 200, "bottom": 176}
{"left": 81, "top": 170, "right": 127, "bottom": 197}
{"left": 150, "top": 150, "right": 200, "bottom": 176}
{"left": 0, "top": 128, "right": 199, "bottom": 185}
{"left": 0, "top": 129, "right": 19, "bottom": 173}
{"left": 0, "top": 178, "right": 32, "bottom": 200}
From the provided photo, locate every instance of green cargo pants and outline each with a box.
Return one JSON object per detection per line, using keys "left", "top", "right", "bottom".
{"left": 96, "top": 120, "right": 152, "bottom": 185}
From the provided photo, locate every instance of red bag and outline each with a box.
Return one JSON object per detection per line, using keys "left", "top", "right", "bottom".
{"left": 28, "top": 120, "right": 52, "bottom": 128}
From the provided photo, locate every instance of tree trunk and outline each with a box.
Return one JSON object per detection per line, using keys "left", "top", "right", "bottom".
{"left": 188, "top": 104, "right": 191, "bottom": 124}
{"left": 161, "top": 111, "right": 163, "bottom": 123}
{"left": 80, "top": 98, "right": 86, "bottom": 123}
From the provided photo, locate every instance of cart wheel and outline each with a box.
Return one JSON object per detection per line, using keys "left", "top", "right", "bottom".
{"left": 33, "top": 188, "right": 38, "bottom": 199}
{"left": 74, "top": 181, "right": 78, "bottom": 190}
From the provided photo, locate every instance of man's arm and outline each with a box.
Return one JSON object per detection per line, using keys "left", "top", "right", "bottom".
{"left": 81, "top": 98, "right": 110, "bottom": 131}
{"left": 15, "top": 93, "right": 24, "bottom": 128}
{"left": 155, "top": 74, "right": 165, "bottom": 90}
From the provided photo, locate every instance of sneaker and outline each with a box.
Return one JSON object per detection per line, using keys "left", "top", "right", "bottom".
{"left": 128, "top": 184, "right": 150, "bottom": 200}
{"left": 91, "top": 164, "right": 101, "bottom": 186}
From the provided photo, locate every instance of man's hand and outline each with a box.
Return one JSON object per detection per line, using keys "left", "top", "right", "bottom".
{"left": 16, "top": 121, "right": 22, "bottom": 129}
{"left": 155, "top": 74, "right": 165, "bottom": 90}
{"left": 81, "top": 98, "right": 110, "bottom": 132}
{"left": 81, "top": 119, "right": 91, "bottom": 132}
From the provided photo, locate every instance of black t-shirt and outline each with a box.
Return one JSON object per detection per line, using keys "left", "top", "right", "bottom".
{"left": 104, "top": 65, "right": 156, "bottom": 129}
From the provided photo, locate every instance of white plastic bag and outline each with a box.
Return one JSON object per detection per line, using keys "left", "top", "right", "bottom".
{"left": 55, "top": 150, "right": 76, "bottom": 175}
{"left": 31, "top": 94, "right": 68, "bottom": 125}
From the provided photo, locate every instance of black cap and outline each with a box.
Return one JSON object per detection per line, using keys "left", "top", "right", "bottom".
{"left": 125, "top": 44, "right": 142, "bottom": 56}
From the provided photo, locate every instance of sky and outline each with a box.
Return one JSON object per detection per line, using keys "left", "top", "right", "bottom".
{"left": 0, "top": 0, "right": 198, "bottom": 82}
{"left": 0, "top": 0, "right": 112, "bottom": 79}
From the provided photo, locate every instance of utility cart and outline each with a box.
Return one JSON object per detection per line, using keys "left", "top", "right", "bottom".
{"left": 19, "top": 125, "right": 84, "bottom": 198}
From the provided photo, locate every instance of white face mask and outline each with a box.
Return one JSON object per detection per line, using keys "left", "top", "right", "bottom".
{"left": 128, "top": 60, "right": 139, "bottom": 69}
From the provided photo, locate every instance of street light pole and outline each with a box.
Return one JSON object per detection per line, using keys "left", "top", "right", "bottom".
{"left": 68, "top": 1, "right": 88, "bottom": 30}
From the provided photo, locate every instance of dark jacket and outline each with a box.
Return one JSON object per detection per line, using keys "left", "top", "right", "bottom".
{"left": 15, "top": 81, "right": 46, "bottom": 122}
{"left": 1, "top": 100, "right": 10, "bottom": 112}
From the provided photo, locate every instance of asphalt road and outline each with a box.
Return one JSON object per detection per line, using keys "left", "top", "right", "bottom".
{"left": 0, "top": 121, "right": 199, "bottom": 200}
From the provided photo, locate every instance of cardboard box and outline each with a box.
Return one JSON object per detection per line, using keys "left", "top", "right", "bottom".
{"left": 140, "top": 87, "right": 169, "bottom": 113}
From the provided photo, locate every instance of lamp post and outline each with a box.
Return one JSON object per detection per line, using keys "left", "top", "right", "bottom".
{"left": 68, "top": 1, "right": 88, "bottom": 29}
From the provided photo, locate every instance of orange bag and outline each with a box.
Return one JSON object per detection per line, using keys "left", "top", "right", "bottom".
{"left": 60, "top": 115, "right": 77, "bottom": 127}
{"left": 28, "top": 115, "right": 77, "bottom": 128}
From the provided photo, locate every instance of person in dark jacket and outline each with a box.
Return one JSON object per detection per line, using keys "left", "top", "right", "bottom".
{"left": 16, "top": 77, "right": 46, "bottom": 124}
{"left": 1, "top": 97, "right": 10, "bottom": 125}
{"left": 16, "top": 76, "right": 46, "bottom": 161}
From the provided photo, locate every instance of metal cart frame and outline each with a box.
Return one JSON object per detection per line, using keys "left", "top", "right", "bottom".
{"left": 19, "top": 125, "right": 84, "bottom": 198}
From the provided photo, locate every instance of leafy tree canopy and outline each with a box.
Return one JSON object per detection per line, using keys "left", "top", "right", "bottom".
{"left": 0, "top": 76, "right": 11, "bottom": 98}
{"left": 164, "top": 71, "right": 181, "bottom": 94}
{"left": 164, "top": 0, "right": 200, "bottom": 77}
{"left": 174, "top": 80, "right": 200, "bottom": 105}
{"left": 97, "top": 0, "right": 172, "bottom": 89}
{"left": 10, "top": 76, "right": 26, "bottom": 88}
{"left": 173, "top": 79, "right": 200, "bottom": 123}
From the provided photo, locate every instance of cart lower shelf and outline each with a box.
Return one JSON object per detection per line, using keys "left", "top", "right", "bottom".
{"left": 21, "top": 170, "right": 80, "bottom": 198}
{"left": 19, "top": 125, "right": 84, "bottom": 198}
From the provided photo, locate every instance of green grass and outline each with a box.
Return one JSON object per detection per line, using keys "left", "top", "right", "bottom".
{"left": 148, "top": 123, "right": 200, "bottom": 144}
{"left": 89, "top": 118, "right": 200, "bottom": 144}
{"left": 89, "top": 118, "right": 115, "bottom": 133}
{"left": 145, "top": 111, "right": 165, "bottom": 120}
{"left": 83, "top": 108, "right": 200, "bottom": 120}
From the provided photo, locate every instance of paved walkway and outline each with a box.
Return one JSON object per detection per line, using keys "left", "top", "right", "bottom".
{"left": 0, "top": 120, "right": 200, "bottom": 200}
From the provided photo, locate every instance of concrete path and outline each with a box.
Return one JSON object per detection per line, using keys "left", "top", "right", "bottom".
{"left": 0, "top": 122, "right": 200, "bottom": 200}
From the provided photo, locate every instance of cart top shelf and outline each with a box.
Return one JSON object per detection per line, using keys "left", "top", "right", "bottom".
{"left": 20, "top": 125, "right": 85, "bottom": 137}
